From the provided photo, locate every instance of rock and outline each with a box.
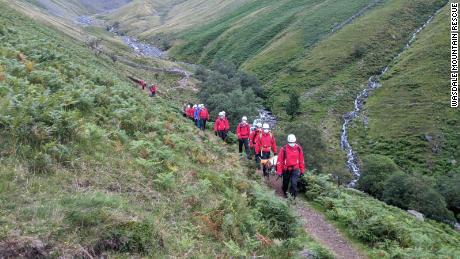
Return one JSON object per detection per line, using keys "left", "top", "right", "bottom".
{"left": 299, "top": 249, "right": 315, "bottom": 259}
{"left": 407, "top": 210, "right": 424, "bottom": 221}
{"left": 424, "top": 133, "right": 433, "bottom": 142}
{"left": 455, "top": 223, "right": 460, "bottom": 232}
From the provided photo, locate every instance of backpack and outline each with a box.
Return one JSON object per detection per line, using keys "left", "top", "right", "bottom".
{"left": 281, "top": 144, "right": 302, "bottom": 167}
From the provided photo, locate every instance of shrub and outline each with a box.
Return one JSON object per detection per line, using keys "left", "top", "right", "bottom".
{"left": 383, "top": 173, "right": 456, "bottom": 223}
{"left": 249, "top": 187, "right": 299, "bottom": 239}
{"left": 357, "top": 154, "right": 401, "bottom": 199}
{"left": 285, "top": 92, "right": 300, "bottom": 120}
{"left": 436, "top": 174, "right": 460, "bottom": 220}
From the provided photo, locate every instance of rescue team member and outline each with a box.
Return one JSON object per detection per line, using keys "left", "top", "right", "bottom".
{"left": 250, "top": 122, "right": 263, "bottom": 166}
{"left": 149, "top": 84, "right": 157, "bottom": 97}
{"left": 236, "top": 116, "right": 251, "bottom": 159}
{"left": 214, "top": 112, "right": 229, "bottom": 140}
{"left": 276, "top": 134, "right": 305, "bottom": 198}
{"left": 194, "top": 105, "right": 202, "bottom": 128}
{"left": 255, "top": 123, "right": 277, "bottom": 176}
{"left": 140, "top": 79, "right": 147, "bottom": 90}
{"left": 187, "top": 105, "right": 195, "bottom": 120}
{"left": 199, "top": 104, "right": 210, "bottom": 131}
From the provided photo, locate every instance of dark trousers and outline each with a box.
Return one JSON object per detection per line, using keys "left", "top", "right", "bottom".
{"left": 238, "top": 138, "right": 250, "bottom": 158}
{"left": 200, "top": 119, "right": 207, "bottom": 131}
{"left": 282, "top": 169, "right": 300, "bottom": 198}
{"left": 217, "top": 131, "right": 227, "bottom": 141}
{"left": 260, "top": 151, "right": 271, "bottom": 176}
{"left": 253, "top": 148, "right": 260, "bottom": 168}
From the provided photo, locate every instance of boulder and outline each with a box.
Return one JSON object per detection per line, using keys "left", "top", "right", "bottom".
{"left": 407, "top": 210, "right": 424, "bottom": 221}
{"left": 455, "top": 223, "right": 460, "bottom": 232}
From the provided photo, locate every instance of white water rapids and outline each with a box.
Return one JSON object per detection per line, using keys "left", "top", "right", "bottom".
{"left": 341, "top": 11, "right": 440, "bottom": 187}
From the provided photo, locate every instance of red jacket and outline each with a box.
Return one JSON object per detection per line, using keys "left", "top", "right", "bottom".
{"left": 185, "top": 107, "right": 193, "bottom": 118}
{"left": 255, "top": 132, "right": 277, "bottom": 154}
{"left": 236, "top": 122, "right": 250, "bottom": 139}
{"left": 199, "top": 108, "right": 210, "bottom": 120}
{"left": 276, "top": 144, "right": 305, "bottom": 175}
{"left": 221, "top": 117, "right": 230, "bottom": 130}
{"left": 150, "top": 85, "right": 157, "bottom": 93}
{"left": 250, "top": 129, "right": 261, "bottom": 148}
{"left": 214, "top": 118, "right": 228, "bottom": 131}
{"left": 140, "top": 80, "right": 146, "bottom": 90}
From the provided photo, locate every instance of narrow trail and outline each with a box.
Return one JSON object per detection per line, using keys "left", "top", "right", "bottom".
{"left": 260, "top": 173, "right": 365, "bottom": 259}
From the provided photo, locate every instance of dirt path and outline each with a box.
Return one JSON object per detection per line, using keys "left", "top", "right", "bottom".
{"left": 261, "top": 173, "right": 365, "bottom": 259}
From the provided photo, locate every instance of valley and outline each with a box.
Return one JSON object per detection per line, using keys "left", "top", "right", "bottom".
{"left": 1, "top": 0, "right": 459, "bottom": 258}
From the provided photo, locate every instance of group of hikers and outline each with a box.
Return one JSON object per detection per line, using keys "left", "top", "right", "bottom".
{"left": 129, "top": 76, "right": 158, "bottom": 97}
{"left": 128, "top": 78, "right": 306, "bottom": 198}
{"left": 183, "top": 104, "right": 306, "bottom": 198}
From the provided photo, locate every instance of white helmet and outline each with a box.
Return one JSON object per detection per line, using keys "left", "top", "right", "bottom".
{"left": 193, "top": 104, "right": 197, "bottom": 108}
{"left": 219, "top": 112, "right": 224, "bottom": 116}
{"left": 200, "top": 104, "right": 204, "bottom": 108}
{"left": 222, "top": 111, "right": 226, "bottom": 115}
{"left": 256, "top": 122, "right": 263, "bottom": 128}
{"left": 262, "top": 123, "right": 270, "bottom": 130}
{"left": 242, "top": 116, "right": 247, "bottom": 122}
{"left": 287, "top": 134, "right": 296, "bottom": 143}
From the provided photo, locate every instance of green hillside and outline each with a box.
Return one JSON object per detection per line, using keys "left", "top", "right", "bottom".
{"left": 22, "top": 0, "right": 131, "bottom": 17}
{"left": 103, "top": 0, "right": 251, "bottom": 38}
{"left": 170, "top": 0, "right": 447, "bottom": 153}
{"left": 0, "top": 3, "right": 330, "bottom": 257}
{"left": 349, "top": 5, "right": 459, "bottom": 177}
{"left": 170, "top": 0, "right": 378, "bottom": 76}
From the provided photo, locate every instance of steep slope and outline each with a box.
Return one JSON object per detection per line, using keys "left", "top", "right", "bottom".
{"left": 0, "top": 3, "right": 331, "bottom": 257}
{"left": 261, "top": 0, "right": 447, "bottom": 160}
{"left": 22, "top": 0, "right": 131, "bottom": 17}
{"left": 349, "top": 6, "right": 460, "bottom": 178}
{"left": 170, "top": 0, "right": 380, "bottom": 79}
{"left": 102, "top": 0, "right": 251, "bottom": 38}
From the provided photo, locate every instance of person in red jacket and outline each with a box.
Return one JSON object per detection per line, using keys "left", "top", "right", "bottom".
{"left": 187, "top": 105, "right": 195, "bottom": 120}
{"left": 250, "top": 122, "right": 262, "bottom": 164}
{"left": 255, "top": 123, "right": 277, "bottom": 176}
{"left": 199, "top": 104, "right": 210, "bottom": 131}
{"left": 237, "top": 116, "right": 251, "bottom": 159}
{"left": 140, "top": 80, "right": 147, "bottom": 90}
{"left": 276, "top": 134, "right": 305, "bottom": 198}
{"left": 222, "top": 111, "right": 230, "bottom": 132}
{"left": 149, "top": 84, "right": 157, "bottom": 97}
{"left": 214, "top": 112, "right": 228, "bottom": 140}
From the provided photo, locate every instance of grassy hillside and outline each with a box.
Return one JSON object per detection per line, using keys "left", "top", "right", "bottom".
{"left": 347, "top": 4, "right": 460, "bottom": 222}
{"left": 0, "top": 3, "right": 332, "bottom": 257}
{"left": 170, "top": 0, "right": 379, "bottom": 76}
{"left": 349, "top": 5, "right": 460, "bottom": 176}
{"left": 303, "top": 175, "right": 460, "bottom": 258}
{"left": 102, "top": 0, "right": 251, "bottom": 39}
{"left": 22, "top": 0, "right": 131, "bottom": 17}
{"left": 170, "top": 0, "right": 447, "bottom": 155}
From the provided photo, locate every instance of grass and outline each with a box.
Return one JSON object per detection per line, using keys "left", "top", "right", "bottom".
{"left": 0, "top": 3, "right": 332, "bottom": 257}
{"left": 171, "top": 0, "right": 377, "bottom": 72}
{"left": 169, "top": 0, "right": 451, "bottom": 177}
{"left": 302, "top": 174, "right": 460, "bottom": 258}
{"left": 348, "top": 4, "right": 460, "bottom": 176}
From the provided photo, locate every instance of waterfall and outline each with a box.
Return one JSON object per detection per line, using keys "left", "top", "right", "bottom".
{"left": 341, "top": 10, "right": 440, "bottom": 187}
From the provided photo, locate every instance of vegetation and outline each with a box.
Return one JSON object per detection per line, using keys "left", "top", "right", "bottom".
{"left": 285, "top": 92, "right": 300, "bottom": 120}
{"left": 349, "top": 5, "right": 460, "bottom": 221}
{"left": 301, "top": 174, "right": 460, "bottom": 258}
{"left": 196, "top": 61, "right": 263, "bottom": 130}
{"left": 357, "top": 155, "right": 402, "bottom": 200}
{"left": 0, "top": 4, "right": 331, "bottom": 257}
